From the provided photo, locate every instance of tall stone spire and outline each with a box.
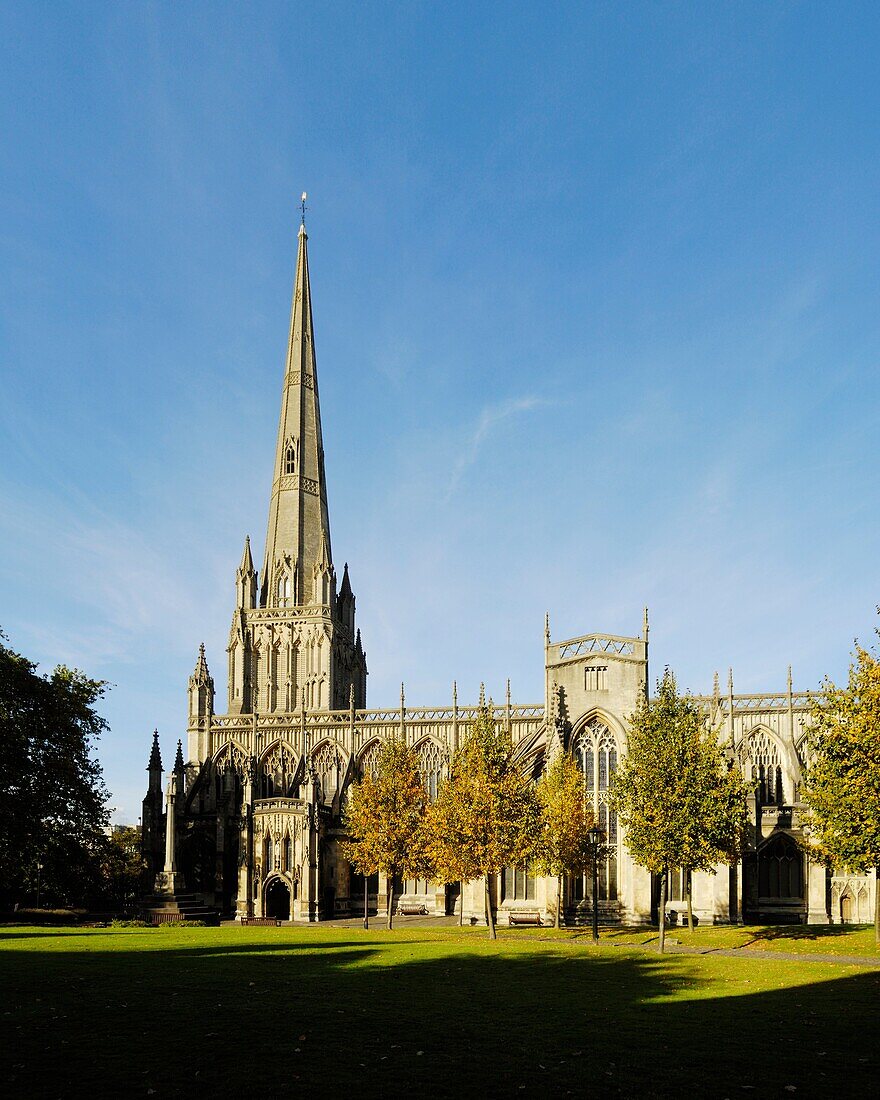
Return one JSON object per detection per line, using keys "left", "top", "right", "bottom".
{"left": 262, "top": 221, "right": 333, "bottom": 607}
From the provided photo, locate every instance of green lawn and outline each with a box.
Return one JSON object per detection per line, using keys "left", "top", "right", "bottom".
{"left": 598, "top": 922, "right": 880, "bottom": 956}
{"left": 1, "top": 924, "right": 877, "bottom": 1099}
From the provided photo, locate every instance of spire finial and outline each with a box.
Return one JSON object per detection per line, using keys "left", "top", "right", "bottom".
{"left": 544, "top": 612, "right": 550, "bottom": 644}
{"left": 479, "top": 682, "right": 486, "bottom": 707}
{"left": 787, "top": 665, "right": 793, "bottom": 692}
{"left": 148, "top": 730, "right": 163, "bottom": 771}
{"left": 300, "top": 190, "right": 308, "bottom": 227}
{"left": 643, "top": 606, "right": 649, "bottom": 639}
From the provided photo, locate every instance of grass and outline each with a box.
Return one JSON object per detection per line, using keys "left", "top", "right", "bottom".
{"left": 1, "top": 924, "right": 878, "bottom": 1099}
{"left": 596, "top": 922, "right": 880, "bottom": 956}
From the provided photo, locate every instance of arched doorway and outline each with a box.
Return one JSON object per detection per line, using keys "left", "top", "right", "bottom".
{"left": 265, "top": 877, "right": 291, "bottom": 920}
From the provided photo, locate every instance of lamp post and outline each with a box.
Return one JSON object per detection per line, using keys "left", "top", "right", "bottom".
{"left": 588, "top": 826, "right": 601, "bottom": 945}
{"left": 364, "top": 873, "right": 369, "bottom": 931}
{"left": 36, "top": 861, "right": 43, "bottom": 910}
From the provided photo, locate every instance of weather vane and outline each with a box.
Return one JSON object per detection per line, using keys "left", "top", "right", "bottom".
{"left": 300, "top": 191, "right": 308, "bottom": 226}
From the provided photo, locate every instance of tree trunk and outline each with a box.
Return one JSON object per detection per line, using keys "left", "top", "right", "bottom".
{"left": 386, "top": 878, "right": 393, "bottom": 931}
{"left": 485, "top": 876, "right": 496, "bottom": 940}
{"left": 658, "top": 869, "right": 667, "bottom": 954}
{"left": 875, "top": 867, "right": 880, "bottom": 948}
{"left": 555, "top": 874, "right": 562, "bottom": 929}
{"left": 686, "top": 870, "right": 694, "bottom": 932}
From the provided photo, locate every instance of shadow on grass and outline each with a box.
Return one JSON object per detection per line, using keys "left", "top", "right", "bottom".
{"left": 0, "top": 928, "right": 878, "bottom": 1098}
{"left": 742, "top": 923, "right": 873, "bottom": 946}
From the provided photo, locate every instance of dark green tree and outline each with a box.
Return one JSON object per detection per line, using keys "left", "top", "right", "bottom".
{"left": 0, "top": 630, "right": 111, "bottom": 910}
{"left": 97, "top": 826, "right": 145, "bottom": 911}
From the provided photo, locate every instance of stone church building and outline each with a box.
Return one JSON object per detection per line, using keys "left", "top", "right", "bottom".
{"left": 141, "top": 222, "right": 874, "bottom": 928}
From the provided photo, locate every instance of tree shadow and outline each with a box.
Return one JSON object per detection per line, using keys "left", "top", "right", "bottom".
{"left": 0, "top": 928, "right": 877, "bottom": 1098}
{"left": 742, "top": 923, "right": 873, "bottom": 946}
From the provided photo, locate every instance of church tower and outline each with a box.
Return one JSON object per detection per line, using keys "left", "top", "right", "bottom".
{"left": 223, "top": 221, "right": 367, "bottom": 727}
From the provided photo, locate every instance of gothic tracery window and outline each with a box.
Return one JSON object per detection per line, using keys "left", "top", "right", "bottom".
{"left": 311, "top": 742, "right": 341, "bottom": 804}
{"left": 258, "top": 743, "right": 298, "bottom": 799}
{"left": 285, "top": 438, "right": 297, "bottom": 474}
{"left": 747, "top": 730, "right": 784, "bottom": 805}
{"left": 359, "top": 741, "right": 381, "bottom": 779}
{"left": 571, "top": 717, "right": 618, "bottom": 902}
{"left": 416, "top": 739, "right": 445, "bottom": 800}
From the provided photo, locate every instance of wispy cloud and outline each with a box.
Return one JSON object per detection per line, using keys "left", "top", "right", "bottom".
{"left": 0, "top": 481, "right": 200, "bottom": 670}
{"left": 445, "top": 395, "right": 551, "bottom": 499}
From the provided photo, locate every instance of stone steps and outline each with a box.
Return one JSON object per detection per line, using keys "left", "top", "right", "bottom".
{"left": 142, "top": 893, "right": 221, "bottom": 926}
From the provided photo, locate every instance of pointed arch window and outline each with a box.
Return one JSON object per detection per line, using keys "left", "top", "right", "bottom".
{"left": 259, "top": 744, "right": 298, "bottom": 799}
{"left": 277, "top": 575, "right": 291, "bottom": 608}
{"left": 359, "top": 742, "right": 381, "bottom": 779}
{"left": 417, "top": 740, "right": 445, "bottom": 801}
{"left": 746, "top": 730, "right": 784, "bottom": 805}
{"left": 284, "top": 438, "right": 297, "bottom": 475}
{"left": 311, "top": 742, "right": 341, "bottom": 804}
{"left": 570, "top": 717, "right": 618, "bottom": 903}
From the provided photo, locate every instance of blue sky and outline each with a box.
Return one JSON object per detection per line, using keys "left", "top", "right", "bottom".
{"left": 2, "top": 3, "right": 879, "bottom": 822}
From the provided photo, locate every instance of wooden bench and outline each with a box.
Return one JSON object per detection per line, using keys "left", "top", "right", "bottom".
{"left": 507, "top": 910, "right": 542, "bottom": 927}
{"left": 396, "top": 902, "right": 428, "bottom": 916}
{"left": 239, "top": 917, "right": 283, "bottom": 926}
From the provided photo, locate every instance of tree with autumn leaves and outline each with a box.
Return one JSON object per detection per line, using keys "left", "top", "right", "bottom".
{"left": 533, "top": 752, "right": 599, "bottom": 929}
{"left": 427, "top": 707, "right": 540, "bottom": 939}
{"left": 803, "top": 637, "right": 880, "bottom": 945}
{"left": 611, "top": 670, "right": 751, "bottom": 951}
{"left": 342, "top": 738, "right": 431, "bottom": 930}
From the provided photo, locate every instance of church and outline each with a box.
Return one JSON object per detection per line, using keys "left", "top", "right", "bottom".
{"left": 141, "top": 220, "right": 874, "bottom": 929}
